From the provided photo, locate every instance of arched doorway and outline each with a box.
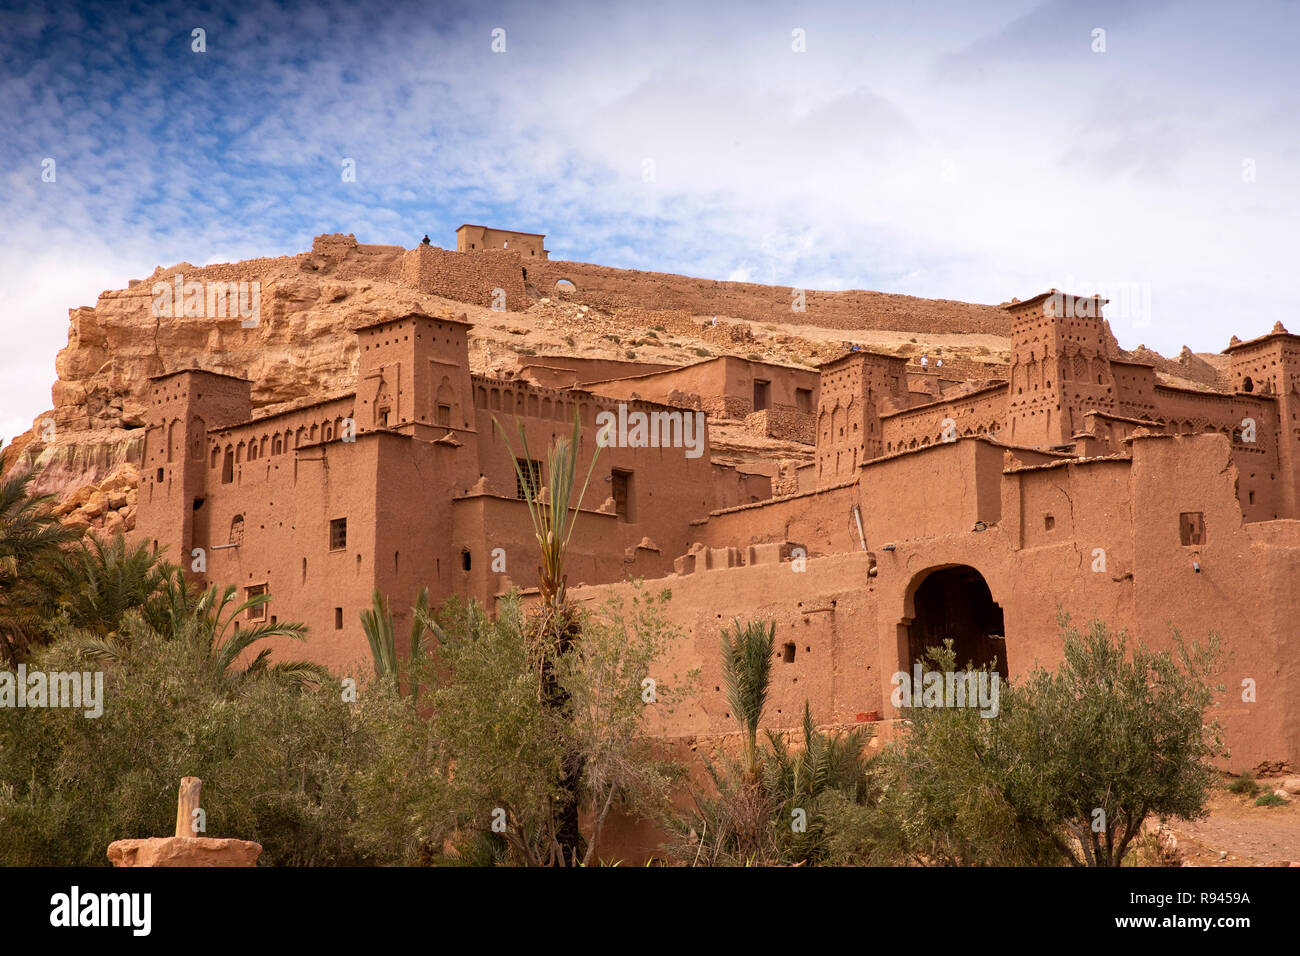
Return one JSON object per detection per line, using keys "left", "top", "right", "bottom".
{"left": 903, "top": 565, "right": 1007, "bottom": 678}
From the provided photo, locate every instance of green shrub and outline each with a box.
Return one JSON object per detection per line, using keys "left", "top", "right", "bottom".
{"left": 0, "top": 618, "right": 448, "bottom": 865}
{"left": 878, "top": 617, "right": 1224, "bottom": 866}
{"left": 1228, "top": 772, "right": 1259, "bottom": 796}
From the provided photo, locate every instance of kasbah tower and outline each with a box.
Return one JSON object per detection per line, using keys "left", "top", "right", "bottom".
{"left": 130, "top": 227, "right": 1300, "bottom": 774}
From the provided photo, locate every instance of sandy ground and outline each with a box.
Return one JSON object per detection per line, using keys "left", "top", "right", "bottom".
{"left": 1164, "top": 782, "right": 1300, "bottom": 866}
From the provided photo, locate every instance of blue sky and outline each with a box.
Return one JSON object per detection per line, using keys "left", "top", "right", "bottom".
{"left": 3, "top": 0, "right": 1298, "bottom": 440}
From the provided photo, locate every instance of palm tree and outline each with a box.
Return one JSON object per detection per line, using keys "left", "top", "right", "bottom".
{"left": 361, "top": 586, "right": 440, "bottom": 700}
{"left": 0, "top": 445, "right": 81, "bottom": 663}
{"left": 675, "top": 620, "right": 779, "bottom": 865}
{"left": 764, "top": 701, "right": 871, "bottom": 805}
{"left": 52, "top": 532, "right": 169, "bottom": 637}
{"left": 495, "top": 410, "right": 600, "bottom": 620}
{"left": 720, "top": 618, "right": 776, "bottom": 780}
{"left": 763, "top": 700, "right": 872, "bottom": 863}
{"left": 493, "top": 409, "right": 601, "bottom": 865}
{"left": 74, "top": 582, "right": 326, "bottom": 696}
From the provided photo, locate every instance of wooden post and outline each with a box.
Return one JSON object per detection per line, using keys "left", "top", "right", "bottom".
{"left": 175, "top": 777, "right": 201, "bottom": 838}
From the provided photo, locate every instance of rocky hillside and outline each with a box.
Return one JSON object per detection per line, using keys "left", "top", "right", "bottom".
{"left": 3, "top": 234, "right": 1230, "bottom": 537}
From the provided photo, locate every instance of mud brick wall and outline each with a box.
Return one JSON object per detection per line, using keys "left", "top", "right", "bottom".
{"left": 399, "top": 245, "right": 528, "bottom": 311}
{"left": 530, "top": 259, "right": 1012, "bottom": 334}
{"left": 745, "top": 407, "right": 816, "bottom": 444}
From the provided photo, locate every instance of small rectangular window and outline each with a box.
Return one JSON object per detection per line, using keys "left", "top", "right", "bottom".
{"left": 334, "top": 607, "right": 343, "bottom": 629}
{"left": 329, "top": 517, "right": 347, "bottom": 551}
{"left": 753, "top": 379, "right": 771, "bottom": 411}
{"left": 516, "top": 459, "right": 541, "bottom": 500}
{"left": 1179, "top": 512, "right": 1204, "bottom": 546}
{"left": 437, "top": 404, "right": 451, "bottom": 426}
{"left": 246, "top": 584, "right": 267, "bottom": 621}
{"left": 611, "top": 470, "right": 633, "bottom": 521}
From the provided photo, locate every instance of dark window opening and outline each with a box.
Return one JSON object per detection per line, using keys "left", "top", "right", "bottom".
{"left": 1044, "top": 514, "right": 1055, "bottom": 531}
{"left": 334, "top": 607, "right": 343, "bottom": 629}
{"left": 329, "top": 517, "right": 347, "bottom": 551}
{"left": 611, "top": 469, "right": 633, "bottom": 521}
{"left": 1180, "top": 512, "right": 1205, "bottom": 546}
{"left": 437, "top": 404, "right": 452, "bottom": 427}
{"left": 221, "top": 449, "right": 234, "bottom": 484}
{"left": 753, "top": 379, "right": 771, "bottom": 411}
{"left": 156, "top": 467, "right": 164, "bottom": 482}
{"left": 461, "top": 548, "right": 472, "bottom": 572}
{"left": 782, "top": 642, "right": 796, "bottom": 663}
{"left": 516, "top": 458, "right": 542, "bottom": 500}
{"left": 795, "top": 388, "right": 813, "bottom": 414}
{"left": 1243, "top": 376, "right": 1254, "bottom": 393}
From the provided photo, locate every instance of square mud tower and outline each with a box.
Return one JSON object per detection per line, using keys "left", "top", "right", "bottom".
{"left": 455, "top": 224, "right": 548, "bottom": 260}
{"left": 355, "top": 313, "right": 477, "bottom": 442}
{"left": 815, "top": 351, "right": 909, "bottom": 484}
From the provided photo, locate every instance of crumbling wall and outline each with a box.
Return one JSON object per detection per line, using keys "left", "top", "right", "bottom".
{"left": 906, "top": 355, "right": 1008, "bottom": 381}
{"left": 745, "top": 407, "right": 815, "bottom": 444}
{"left": 530, "top": 259, "right": 1012, "bottom": 334}
{"left": 399, "top": 244, "right": 528, "bottom": 311}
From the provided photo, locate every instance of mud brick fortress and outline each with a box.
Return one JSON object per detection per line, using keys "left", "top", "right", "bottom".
{"left": 30, "top": 226, "right": 1293, "bottom": 770}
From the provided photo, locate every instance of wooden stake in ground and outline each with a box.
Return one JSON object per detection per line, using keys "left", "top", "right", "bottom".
{"left": 175, "top": 776, "right": 201, "bottom": 838}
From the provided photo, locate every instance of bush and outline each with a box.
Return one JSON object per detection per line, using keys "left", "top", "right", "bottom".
{"left": 1255, "top": 791, "right": 1287, "bottom": 807}
{"left": 1228, "top": 772, "right": 1259, "bottom": 796}
{"left": 877, "top": 617, "right": 1224, "bottom": 866}
{"left": 425, "top": 586, "right": 689, "bottom": 866}
{"left": 0, "top": 618, "right": 448, "bottom": 865}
